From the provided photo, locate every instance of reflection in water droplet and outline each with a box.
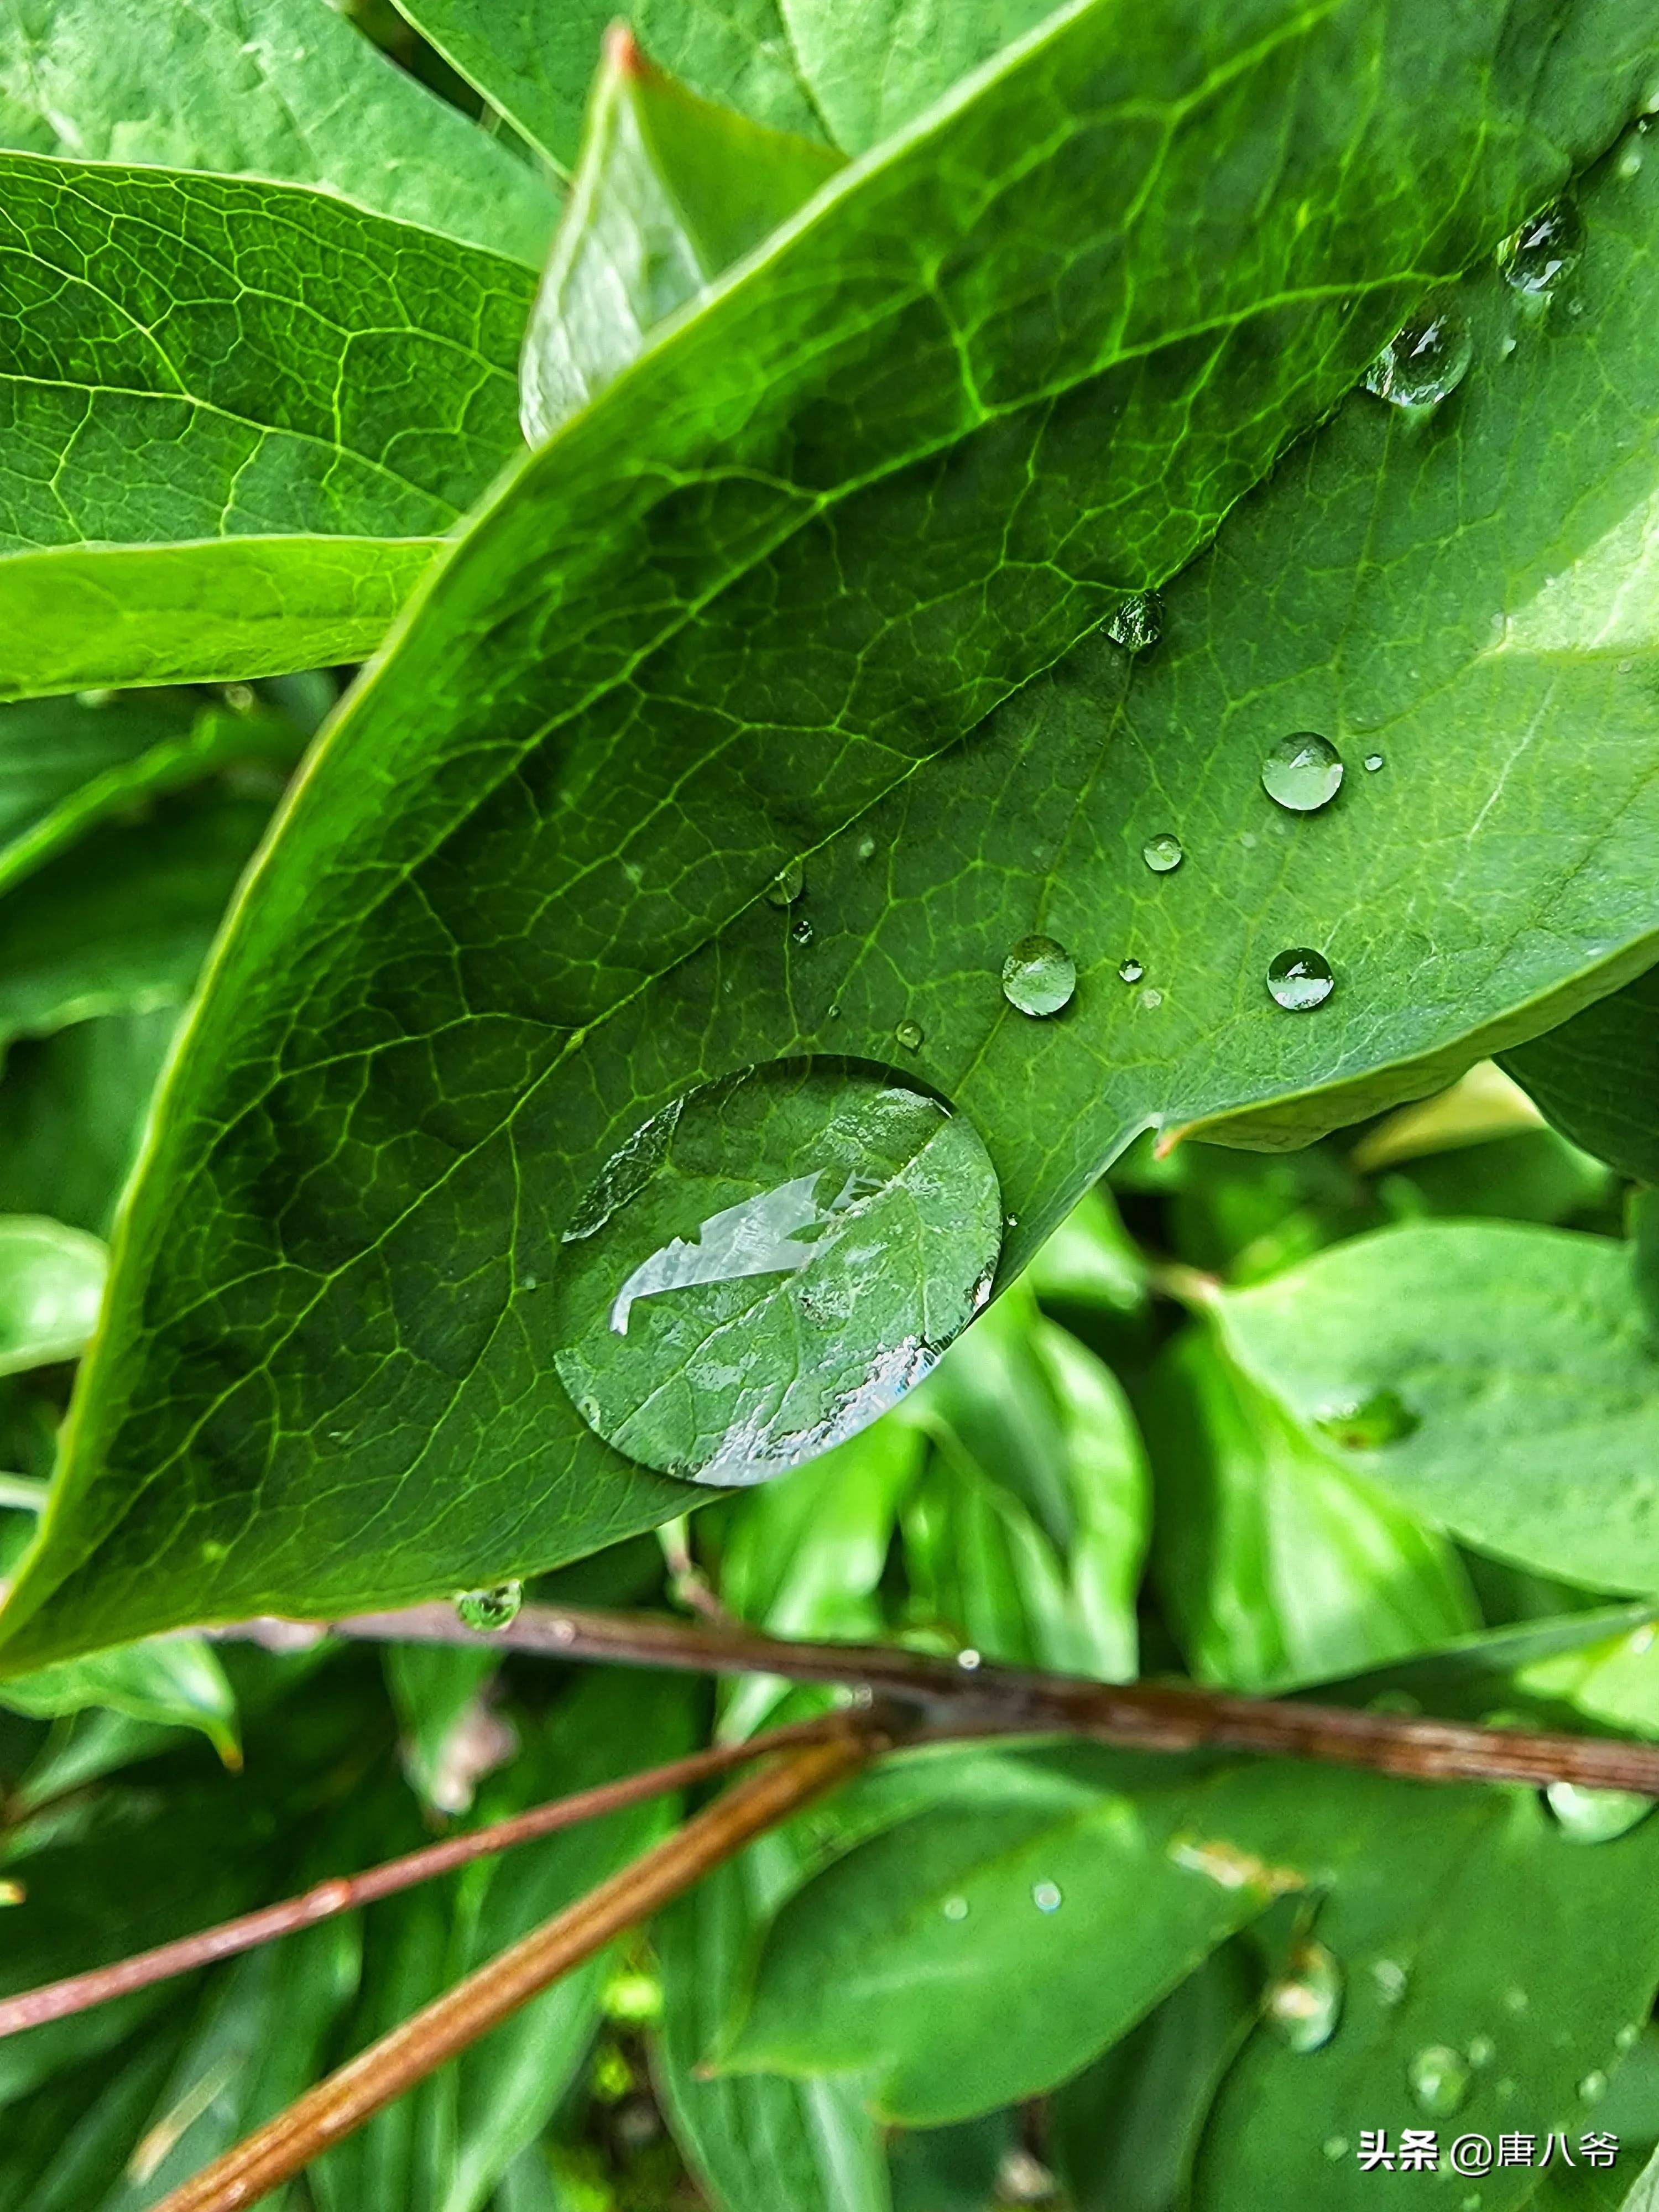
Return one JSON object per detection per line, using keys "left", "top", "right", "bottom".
{"left": 942, "top": 1895, "right": 969, "bottom": 1922}
{"left": 791, "top": 916, "right": 815, "bottom": 947}
{"left": 1501, "top": 199, "right": 1584, "bottom": 294}
{"left": 1365, "top": 309, "right": 1474, "bottom": 408}
{"left": 1408, "top": 2045, "right": 1470, "bottom": 2117}
{"left": 1371, "top": 1958, "right": 1410, "bottom": 2008}
{"left": 1467, "top": 2034, "right": 1495, "bottom": 2068}
{"left": 1262, "top": 732, "right": 1344, "bottom": 812}
{"left": 1580, "top": 2070, "right": 1609, "bottom": 2103}
{"left": 1108, "top": 588, "right": 1164, "bottom": 652}
{"left": 1142, "top": 832, "right": 1184, "bottom": 873}
{"left": 766, "top": 860, "right": 805, "bottom": 908}
{"left": 553, "top": 1060, "right": 1002, "bottom": 1485}
{"left": 1546, "top": 1781, "right": 1656, "bottom": 1843}
{"left": 1118, "top": 958, "right": 1144, "bottom": 984}
{"left": 1265, "top": 1939, "right": 1344, "bottom": 2054}
{"left": 895, "top": 1019, "right": 924, "bottom": 1052}
{"left": 1364, "top": 753, "right": 1385, "bottom": 773}
{"left": 1267, "top": 948, "right": 1334, "bottom": 1010}
{"left": 1323, "top": 2137, "right": 1350, "bottom": 2163}
{"left": 1001, "top": 935, "right": 1076, "bottom": 1018}
{"left": 1032, "top": 1881, "right": 1063, "bottom": 1913}
{"left": 455, "top": 1581, "right": 523, "bottom": 1632}
{"left": 1316, "top": 1391, "right": 1420, "bottom": 1448}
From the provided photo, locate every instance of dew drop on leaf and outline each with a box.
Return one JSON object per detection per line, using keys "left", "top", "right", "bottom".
{"left": 1364, "top": 309, "right": 1474, "bottom": 408}
{"left": 895, "top": 1019, "right": 924, "bottom": 1051}
{"left": 857, "top": 834, "right": 877, "bottom": 862}
{"left": 1408, "top": 2044, "right": 1470, "bottom": 2116}
{"left": 1315, "top": 1390, "right": 1419, "bottom": 1448}
{"left": 1579, "top": 2070, "right": 1609, "bottom": 2103}
{"left": 791, "top": 916, "right": 814, "bottom": 947}
{"left": 1261, "top": 731, "right": 1344, "bottom": 812}
{"left": 1371, "top": 1958, "right": 1410, "bottom": 2007}
{"left": 1545, "top": 1781, "right": 1655, "bottom": 1843}
{"left": 942, "top": 1895, "right": 969, "bottom": 1922}
{"left": 1118, "top": 957, "right": 1144, "bottom": 984}
{"left": 1467, "top": 2034, "right": 1495, "bottom": 2068}
{"left": 1107, "top": 588, "right": 1163, "bottom": 651}
{"left": 1142, "top": 832, "right": 1183, "bottom": 873}
{"left": 1001, "top": 935, "right": 1076, "bottom": 1016}
{"left": 1266, "top": 948, "right": 1334, "bottom": 1010}
{"left": 1265, "top": 1939, "right": 1344, "bottom": 2054}
{"left": 552, "top": 1059, "right": 1001, "bottom": 1485}
{"left": 765, "top": 859, "right": 805, "bottom": 907}
{"left": 1323, "top": 2137, "right": 1349, "bottom": 2163}
{"left": 1141, "top": 989, "right": 1164, "bottom": 1010}
{"left": 1031, "top": 1881, "right": 1063, "bottom": 1913}
{"left": 1364, "top": 752, "right": 1385, "bottom": 773}
{"left": 455, "top": 1580, "right": 523, "bottom": 1632}
{"left": 1501, "top": 199, "right": 1584, "bottom": 295}
{"left": 1617, "top": 2022, "right": 1642, "bottom": 2052}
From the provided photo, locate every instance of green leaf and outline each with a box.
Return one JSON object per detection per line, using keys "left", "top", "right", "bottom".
{"left": 1145, "top": 1331, "right": 1476, "bottom": 1692}
{"left": 5, "top": 0, "right": 1656, "bottom": 1664}
{"left": 1026, "top": 1182, "right": 1149, "bottom": 1318}
{"left": 1217, "top": 1219, "right": 1659, "bottom": 1594}
{"left": 1503, "top": 964, "right": 1659, "bottom": 1184}
{"left": 0, "top": 154, "right": 533, "bottom": 698}
{"left": 655, "top": 1855, "right": 890, "bottom": 2212}
{"left": 0, "top": 1013, "right": 180, "bottom": 1235}
{"left": 0, "top": 0, "right": 556, "bottom": 264}
{"left": 0, "top": 1637, "right": 238, "bottom": 1765}
{"left": 383, "top": 1641, "right": 502, "bottom": 1812}
{"left": 0, "top": 1216, "right": 106, "bottom": 1375}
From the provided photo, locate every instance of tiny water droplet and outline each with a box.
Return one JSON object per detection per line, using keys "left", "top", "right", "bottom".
{"left": 1617, "top": 2022, "right": 1642, "bottom": 2052}
{"left": 1001, "top": 935, "right": 1076, "bottom": 1017}
{"left": 455, "top": 1580, "right": 523, "bottom": 1632}
{"left": 857, "top": 834, "right": 877, "bottom": 862}
{"left": 1371, "top": 1958, "right": 1410, "bottom": 2007}
{"left": 1619, "top": 141, "right": 1645, "bottom": 180}
{"left": 1267, "top": 948, "right": 1334, "bottom": 1011}
{"left": 766, "top": 859, "right": 805, "bottom": 907}
{"left": 1364, "top": 753, "right": 1384, "bottom": 773}
{"left": 1141, "top": 988, "right": 1164, "bottom": 1010}
{"left": 1118, "top": 957, "right": 1144, "bottom": 984}
{"left": 1365, "top": 309, "right": 1474, "bottom": 408}
{"left": 1496, "top": 2077, "right": 1517, "bottom": 2100}
{"left": 1546, "top": 1781, "right": 1655, "bottom": 1843}
{"left": 1408, "top": 2044, "right": 1470, "bottom": 2117}
{"left": 1462, "top": 2195, "right": 1482, "bottom": 2212}
{"left": 1501, "top": 199, "right": 1584, "bottom": 295}
{"left": 1265, "top": 1939, "right": 1344, "bottom": 2054}
{"left": 1315, "top": 1390, "right": 1419, "bottom": 1448}
{"left": 1580, "top": 2070, "right": 1609, "bottom": 2103}
{"left": 942, "top": 1895, "right": 969, "bottom": 1921}
{"left": 1323, "top": 2136, "right": 1350, "bottom": 2163}
{"left": 791, "top": 916, "right": 815, "bottom": 947}
{"left": 1107, "top": 588, "right": 1164, "bottom": 652}
{"left": 1503, "top": 1986, "right": 1528, "bottom": 2014}
{"left": 957, "top": 1646, "right": 982, "bottom": 1671}
{"left": 1032, "top": 1881, "right": 1063, "bottom": 1913}
{"left": 895, "top": 1019, "right": 924, "bottom": 1051}
{"left": 1262, "top": 731, "right": 1344, "bottom": 812}
{"left": 1142, "top": 832, "right": 1184, "bottom": 873}
{"left": 1467, "top": 2034, "right": 1495, "bottom": 2068}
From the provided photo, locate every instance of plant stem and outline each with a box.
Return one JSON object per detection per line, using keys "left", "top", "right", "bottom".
{"left": 321, "top": 1599, "right": 1659, "bottom": 1796}
{"left": 0, "top": 1714, "right": 855, "bottom": 2043}
{"left": 154, "top": 1724, "right": 875, "bottom": 2212}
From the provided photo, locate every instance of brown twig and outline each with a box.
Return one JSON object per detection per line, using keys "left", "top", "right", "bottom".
{"left": 317, "top": 1599, "right": 1659, "bottom": 1796}
{"left": 154, "top": 1723, "right": 874, "bottom": 2212}
{"left": 0, "top": 1714, "right": 853, "bottom": 2043}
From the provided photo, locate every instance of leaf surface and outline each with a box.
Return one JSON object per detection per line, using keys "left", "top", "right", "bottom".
{"left": 0, "top": 1217, "right": 106, "bottom": 1376}
{"left": 0, "top": 1635, "right": 238, "bottom": 1764}
{"left": 1503, "top": 964, "right": 1659, "bottom": 1182}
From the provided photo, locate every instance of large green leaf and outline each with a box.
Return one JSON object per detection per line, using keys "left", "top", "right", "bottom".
{"left": 4, "top": 0, "right": 1656, "bottom": 1664}
{"left": 1503, "top": 964, "right": 1659, "bottom": 1183}
{"left": 0, "top": 155, "right": 533, "bottom": 698}
{"left": 1216, "top": 1219, "right": 1659, "bottom": 1593}
{"left": 0, "top": 0, "right": 556, "bottom": 263}
{"left": 0, "top": 1636, "right": 238, "bottom": 1765}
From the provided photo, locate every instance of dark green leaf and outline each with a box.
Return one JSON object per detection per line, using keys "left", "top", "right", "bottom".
{"left": 1504, "top": 964, "right": 1659, "bottom": 1185}
{"left": 0, "top": 1637, "right": 238, "bottom": 1764}
{"left": 0, "top": 1013, "right": 179, "bottom": 1235}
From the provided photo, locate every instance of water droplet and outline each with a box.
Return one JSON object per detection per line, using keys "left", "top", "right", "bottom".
{"left": 1462, "top": 2195, "right": 1482, "bottom": 2212}
{"left": 1371, "top": 1958, "right": 1410, "bottom": 2007}
{"left": 1118, "top": 958, "right": 1144, "bottom": 984}
{"left": 1323, "top": 2136, "right": 1350, "bottom": 2162}
{"left": 956, "top": 1646, "right": 982, "bottom": 1671}
{"left": 1262, "top": 731, "right": 1344, "bottom": 812}
{"left": 455, "top": 1580, "right": 523, "bottom": 1632}
{"left": 1467, "top": 2034, "right": 1495, "bottom": 2068}
{"left": 1546, "top": 1781, "right": 1655, "bottom": 1843}
{"left": 1617, "top": 2022, "right": 1642, "bottom": 2052}
{"left": 1107, "top": 588, "right": 1164, "bottom": 652}
{"left": 1580, "top": 2070, "right": 1609, "bottom": 2103}
{"left": 1142, "top": 832, "right": 1184, "bottom": 873}
{"left": 1315, "top": 1390, "right": 1419, "bottom": 1448}
{"left": 791, "top": 916, "right": 814, "bottom": 947}
{"left": 552, "top": 1060, "right": 1001, "bottom": 1485}
{"left": 1365, "top": 309, "right": 1474, "bottom": 408}
{"left": 1364, "top": 753, "right": 1384, "bottom": 773}
{"left": 1001, "top": 935, "right": 1076, "bottom": 1018}
{"left": 895, "top": 1019, "right": 924, "bottom": 1052}
{"left": 1503, "top": 1987, "right": 1528, "bottom": 2015}
{"left": 765, "top": 859, "right": 804, "bottom": 908}
{"left": 1032, "top": 1881, "right": 1063, "bottom": 1913}
{"left": 1141, "top": 988, "right": 1164, "bottom": 1010}
{"left": 1266, "top": 948, "right": 1334, "bottom": 1011}
{"left": 857, "top": 834, "right": 877, "bottom": 862}
{"left": 942, "top": 1894, "right": 969, "bottom": 1921}
{"left": 1619, "top": 142, "right": 1645, "bottom": 181}
{"left": 1265, "top": 1939, "right": 1344, "bottom": 2054}
{"left": 1501, "top": 199, "right": 1584, "bottom": 295}
{"left": 1408, "top": 2045, "right": 1470, "bottom": 2117}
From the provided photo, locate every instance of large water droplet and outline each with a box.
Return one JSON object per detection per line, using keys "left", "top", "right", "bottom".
{"left": 455, "top": 1580, "right": 523, "bottom": 1632}
{"left": 765, "top": 860, "right": 805, "bottom": 908}
{"left": 1142, "top": 833, "right": 1184, "bottom": 874}
{"left": 1107, "top": 588, "right": 1164, "bottom": 652}
{"left": 1266, "top": 948, "right": 1334, "bottom": 1011}
{"left": 553, "top": 1060, "right": 1001, "bottom": 1485}
{"left": 1365, "top": 309, "right": 1474, "bottom": 408}
{"left": 1501, "top": 200, "right": 1584, "bottom": 295}
{"left": 1545, "top": 1781, "right": 1655, "bottom": 1843}
{"left": 1001, "top": 936, "right": 1076, "bottom": 1018}
{"left": 1315, "top": 1390, "right": 1420, "bottom": 1448}
{"left": 1262, "top": 732, "right": 1344, "bottom": 812}
{"left": 1032, "top": 1880, "right": 1063, "bottom": 1913}
{"left": 1408, "top": 2045, "right": 1470, "bottom": 2117}
{"left": 1265, "top": 1939, "right": 1344, "bottom": 2054}
{"left": 895, "top": 1019, "right": 924, "bottom": 1052}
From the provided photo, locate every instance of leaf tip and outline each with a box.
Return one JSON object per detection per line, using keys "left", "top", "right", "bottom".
{"left": 604, "top": 21, "right": 647, "bottom": 79}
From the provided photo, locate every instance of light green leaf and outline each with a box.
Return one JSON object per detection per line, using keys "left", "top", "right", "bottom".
{"left": 4, "top": 0, "right": 1656, "bottom": 1664}
{"left": 0, "top": 0, "right": 556, "bottom": 263}
{"left": 0, "top": 154, "right": 533, "bottom": 699}
{"left": 1503, "top": 964, "right": 1659, "bottom": 1184}
{"left": 1217, "top": 1219, "right": 1659, "bottom": 1593}
{"left": 1145, "top": 1331, "right": 1476, "bottom": 1692}
{"left": 0, "top": 1216, "right": 106, "bottom": 1375}
{"left": 0, "top": 1637, "right": 238, "bottom": 1765}
{"left": 1026, "top": 1183, "right": 1149, "bottom": 1317}
{"left": 383, "top": 1641, "right": 502, "bottom": 1813}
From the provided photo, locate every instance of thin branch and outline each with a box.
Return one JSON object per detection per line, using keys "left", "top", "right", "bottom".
{"left": 314, "top": 1599, "right": 1659, "bottom": 1797}
{"left": 154, "top": 1724, "right": 877, "bottom": 2212}
{"left": 0, "top": 1714, "right": 854, "bottom": 2043}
